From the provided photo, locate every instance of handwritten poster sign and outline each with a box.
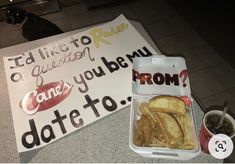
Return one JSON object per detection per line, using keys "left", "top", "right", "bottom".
{"left": 3, "top": 14, "right": 159, "bottom": 152}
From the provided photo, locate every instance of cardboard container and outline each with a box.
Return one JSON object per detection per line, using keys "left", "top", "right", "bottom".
{"left": 129, "top": 56, "right": 201, "bottom": 160}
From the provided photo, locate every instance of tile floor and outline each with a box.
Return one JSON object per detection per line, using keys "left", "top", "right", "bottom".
{"left": 168, "top": 0, "right": 235, "bottom": 69}
{"left": 0, "top": 0, "right": 235, "bottom": 162}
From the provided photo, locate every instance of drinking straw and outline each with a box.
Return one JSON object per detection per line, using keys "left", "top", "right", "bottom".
{"left": 217, "top": 101, "right": 229, "bottom": 129}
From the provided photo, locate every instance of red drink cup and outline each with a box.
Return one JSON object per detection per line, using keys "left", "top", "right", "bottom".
{"left": 199, "top": 110, "right": 235, "bottom": 154}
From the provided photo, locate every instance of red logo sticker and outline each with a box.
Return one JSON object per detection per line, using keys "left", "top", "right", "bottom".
{"left": 20, "top": 81, "right": 73, "bottom": 115}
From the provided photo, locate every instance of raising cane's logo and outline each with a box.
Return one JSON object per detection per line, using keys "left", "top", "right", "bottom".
{"left": 20, "top": 81, "right": 73, "bottom": 115}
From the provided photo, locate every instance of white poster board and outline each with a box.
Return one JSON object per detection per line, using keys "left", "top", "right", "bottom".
{"left": 3, "top": 14, "right": 159, "bottom": 152}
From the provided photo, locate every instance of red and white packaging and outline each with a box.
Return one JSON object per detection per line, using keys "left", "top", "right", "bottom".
{"left": 129, "top": 56, "right": 201, "bottom": 160}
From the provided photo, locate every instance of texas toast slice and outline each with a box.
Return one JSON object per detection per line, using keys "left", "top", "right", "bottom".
{"left": 148, "top": 96, "right": 186, "bottom": 115}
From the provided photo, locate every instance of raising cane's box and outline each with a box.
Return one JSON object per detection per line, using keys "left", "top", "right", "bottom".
{"left": 129, "top": 57, "right": 201, "bottom": 160}
{"left": 3, "top": 14, "right": 160, "bottom": 153}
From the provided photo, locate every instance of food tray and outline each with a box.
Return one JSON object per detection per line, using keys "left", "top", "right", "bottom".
{"left": 129, "top": 56, "right": 201, "bottom": 160}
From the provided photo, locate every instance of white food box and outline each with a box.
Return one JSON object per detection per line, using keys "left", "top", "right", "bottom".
{"left": 129, "top": 56, "right": 201, "bottom": 160}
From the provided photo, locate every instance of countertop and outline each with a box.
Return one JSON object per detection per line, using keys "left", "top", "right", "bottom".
{"left": 0, "top": 20, "right": 222, "bottom": 162}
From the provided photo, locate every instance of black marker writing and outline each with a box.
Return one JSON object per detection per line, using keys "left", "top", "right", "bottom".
{"left": 32, "top": 47, "right": 94, "bottom": 87}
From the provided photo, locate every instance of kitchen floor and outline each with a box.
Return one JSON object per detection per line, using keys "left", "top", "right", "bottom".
{"left": 0, "top": 0, "right": 234, "bottom": 162}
